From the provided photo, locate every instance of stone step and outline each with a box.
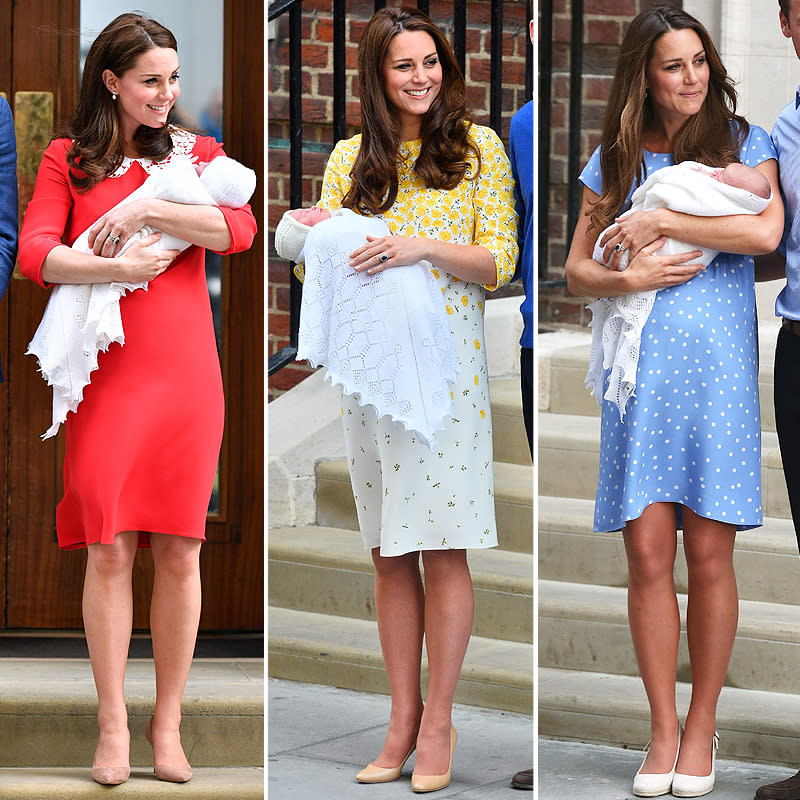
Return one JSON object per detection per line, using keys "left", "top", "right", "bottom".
{"left": 316, "top": 459, "right": 533, "bottom": 554}
{"left": 488, "top": 377, "right": 531, "bottom": 467}
{"left": 268, "top": 526, "right": 532, "bottom": 643}
{"left": 539, "top": 334, "right": 778, "bottom": 431}
{"left": 538, "top": 411, "right": 790, "bottom": 519}
{"left": 267, "top": 606, "right": 532, "bottom": 716}
{"left": 0, "top": 660, "right": 263, "bottom": 768}
{"left": 539, "top": 666, "right": 800, "bottom": 767}
{"left": 538, "top": 495, "right": 800, "bottom": 605}
{"left": 0, "top": 767, "right": 264, "bottom": 799}
{"left": 539, "top": 579, "right": 800, "bottom": 695}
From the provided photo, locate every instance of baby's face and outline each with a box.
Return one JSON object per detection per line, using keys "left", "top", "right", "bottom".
{"left": 290, "top": 206, "right": 331, "bottom": 226}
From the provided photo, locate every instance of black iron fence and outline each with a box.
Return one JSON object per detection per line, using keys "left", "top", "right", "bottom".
{"left": 538, "top": 1, "right": 583, "bottom": 285}
{"left": 267, "top": 0, "right": 534, "bottom": 376}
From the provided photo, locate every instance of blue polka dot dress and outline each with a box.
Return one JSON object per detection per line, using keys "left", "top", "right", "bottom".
{"left": 580, "top": 126, "right": 776, "bottom": 532}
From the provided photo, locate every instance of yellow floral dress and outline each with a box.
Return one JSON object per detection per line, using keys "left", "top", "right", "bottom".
{"left": 318, "top": 124, "right": 517, "bottom": 555}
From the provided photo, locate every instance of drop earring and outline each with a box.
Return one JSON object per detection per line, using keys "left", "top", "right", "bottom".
{"left": 111, "top": 92, "right": 117, "bottom": 101}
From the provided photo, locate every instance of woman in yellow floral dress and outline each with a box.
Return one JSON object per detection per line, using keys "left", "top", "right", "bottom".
{"left": 317, "top": 7, "right": 517, "bottom": 793}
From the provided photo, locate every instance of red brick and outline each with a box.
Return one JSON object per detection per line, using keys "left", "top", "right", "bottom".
{"left": 584, "top": 75, "right": 613, "bottom": 101}
{"left": 553, "top": 16, "right": 572, "bottom": 43}
{"left": 586, "top": 0, "right": 637, "bottom": 14}
{"left": 268, "top": 148, "right": 289, "bottom": 175}
{"left": 300, "top": 97, "right": 330, "bottom": 123}
{"left": 303, "top": 44, "right": 330, "bottom": 69}
{"left": 268, "top": 311, "right": 290, "bottom": 339}
{"left": 586, "top": 18, "right": 620, "bottom": 45}
{"left": 315, "top": 16, "right": 333, "bottom": 43}
{"left": 468, "top": 56, "right": 491, "bottom": 83}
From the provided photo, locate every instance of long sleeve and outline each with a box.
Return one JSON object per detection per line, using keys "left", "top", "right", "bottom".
{"left": 18, "top": 138, "right": 73, "bottom": 287}
{"left": 470, "top": 125, "right": 518, "bottom": 291}
{"left": 200, "top": 138, "right": 258, "bottom": 255}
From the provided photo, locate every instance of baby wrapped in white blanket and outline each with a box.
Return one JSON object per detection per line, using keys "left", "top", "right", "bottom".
{"left": 585, "top": 160, "right": 771, "bottom": 419}
{"left": 275, "top": 206, "right": 459, "bottom": 449}
{"left": 28, "top": 153, "right": 256, "bottom": 439}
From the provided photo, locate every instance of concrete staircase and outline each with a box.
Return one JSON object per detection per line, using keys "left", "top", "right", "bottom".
{"left": 538, "top": 303, "right": 800, "bottom": 766}
{"left": 268, "top": 297, "right": 533, "bottom": 716}
{"left": 0, "top": 658, "right": 264, "bottom": 798}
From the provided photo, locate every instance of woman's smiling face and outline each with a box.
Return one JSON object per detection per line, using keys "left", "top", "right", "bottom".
{"left": 382, "top": 30, "right": 442, "bottom": 139}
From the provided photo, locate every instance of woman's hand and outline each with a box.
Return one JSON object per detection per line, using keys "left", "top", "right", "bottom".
{"left": 600, "top": 209, "right": 670, "bottom": 269}
{"left": 88, "top": 198, "right": 154, "bottom": 258}
{"left": 621, "top": 237, "right": 705, "bottom": 292}
{"left": 114, "top": 232, "right": 179, "bottom": 282}
{"left": 350, "top": 235, "right": 430, "bottom": 275}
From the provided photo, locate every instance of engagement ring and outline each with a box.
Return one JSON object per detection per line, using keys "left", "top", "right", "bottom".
{"left": 379, "top": 253, "right": 388, "bottom": 262}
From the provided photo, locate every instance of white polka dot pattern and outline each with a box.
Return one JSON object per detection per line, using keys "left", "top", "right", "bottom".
{"left": 579, "top": 126, "right": 776, "bottom": 532}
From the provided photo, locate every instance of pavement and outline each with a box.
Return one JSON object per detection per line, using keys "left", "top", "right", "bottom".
{"left": 538, "top": 737, "right": 799, "bottom": 800}
{"left": 267, "top": 678, "right": 534, "bottom": 798}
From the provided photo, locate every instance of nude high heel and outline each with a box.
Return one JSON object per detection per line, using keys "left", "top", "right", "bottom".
{"left": 411, "top": 725, "right": 457, "bottom": 793}
{"left": 91, "top": 765, "right": 130, "bottom": 786}
{"left": 356, "top": 742, "right": 416, "bottom": 783}
{"left": 91, "top": 729, "right": 130, "bottom": 785}
{"left": 145, "top": 716, "right": 193, "bottom": 783}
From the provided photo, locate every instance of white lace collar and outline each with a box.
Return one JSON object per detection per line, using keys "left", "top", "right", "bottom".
{"left": 109, "top": 128, "right": 197, "bottom": 178}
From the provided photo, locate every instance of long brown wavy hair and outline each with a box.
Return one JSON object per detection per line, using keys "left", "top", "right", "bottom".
{"left": 342, "top": 6, "right": 480, "bottom": 216}
{"left": 64, "top": 13, "right": 179, "bottom": 191}
{"left": 590, "top": 5, "right": 747, "bottom": 234}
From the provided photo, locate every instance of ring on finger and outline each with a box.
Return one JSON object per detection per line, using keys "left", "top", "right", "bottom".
{"left": 379, "top": 253, "right": 389, "bottom": 263}
{"left": 614, "top": 242, "right": 626, "bottom": 253}
{"left": 110, "top": 235, "right": 120, "bottom": 245}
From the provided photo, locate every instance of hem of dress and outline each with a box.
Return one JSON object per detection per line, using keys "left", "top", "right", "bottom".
{"left": 593, "top": 499, "right": 762, "bottom": 534}
{"left": 58, "top": 526, "right": 207, "bottom": 550}
{"left": 365, "top": 540, "right": 499, "bottom": 557}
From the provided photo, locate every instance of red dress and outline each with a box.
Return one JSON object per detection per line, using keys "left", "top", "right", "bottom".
{"left": 19, "top": 131, "right": 257, "bottom": 549}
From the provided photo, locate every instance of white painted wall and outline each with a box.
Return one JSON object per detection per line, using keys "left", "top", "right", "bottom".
{"left": 80, "top": 1, "right": 224, "bottom": 128}
{"left": 685, "top": 0, "right": 800, "bottom": 129}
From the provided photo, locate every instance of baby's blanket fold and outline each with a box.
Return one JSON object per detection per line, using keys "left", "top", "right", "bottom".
{"left": 297, "top": 208, "right": 460, "bottom": 449}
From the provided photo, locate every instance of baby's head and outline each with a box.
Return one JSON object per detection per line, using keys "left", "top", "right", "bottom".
{"left": 290, "top": 206, "right": 331, "bottom": 226}
{"left": 714, "top": 163, "right": 771, "bottom": 199}
{"left": 275, "top": 205, "right": 331, "bottom": 261}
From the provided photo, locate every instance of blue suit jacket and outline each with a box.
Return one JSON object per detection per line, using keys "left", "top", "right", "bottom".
{"left": 0, "top": 97, "right": 18, "bottom": 381}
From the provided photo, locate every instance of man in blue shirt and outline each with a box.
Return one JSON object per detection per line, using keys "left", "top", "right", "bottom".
{"left": 507, "top": 18, "right": 534, "bottom": 792}
{"left": 0, "top": 97, "right": 17, "bottom": 383}
{"left": 757, "top": 3, "right": 800, "bottom": 795}
{"left": 509, "top": 21, "right": 534, "bottom": 460}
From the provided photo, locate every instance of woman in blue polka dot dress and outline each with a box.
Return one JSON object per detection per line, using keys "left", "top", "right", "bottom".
{"left": 565, "top": 7, "right": 783, "bottom": 798}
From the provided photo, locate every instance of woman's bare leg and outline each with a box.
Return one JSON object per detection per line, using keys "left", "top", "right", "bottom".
{"left": 148, "top": 533, "right": 203, "bottom": 770}
{"left": 676, "top": 508, "right": 737, "bottom": 776}
{"left": 414, "top": 549, "right": 474, "bottom": 776}
{"left": 623, "top": 503, "right": 681, "bottom": 774}
{"left": 369, "top": 548, "right": 425, "bottom": 767}
{"left": 83, "top": 531, "right": 140, "bottom": 771}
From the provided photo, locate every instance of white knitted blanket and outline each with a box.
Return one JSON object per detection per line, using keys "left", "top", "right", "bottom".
{"left": 586, "top": 161, "right": 771, "bottom": 419}
{"left": 27, "top": 154, "right": 256, "bottom": 439}
{"left": 297, "top": 208, "right": 460, "bottom": 449}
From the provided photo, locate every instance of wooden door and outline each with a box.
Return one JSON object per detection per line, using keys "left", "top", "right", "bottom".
{"left": 1, "top": 1, "right": 264, "bottom": 631}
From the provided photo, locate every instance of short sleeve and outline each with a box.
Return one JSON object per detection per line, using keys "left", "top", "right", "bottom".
{"left": 470, "top": 126, "right": 518, "bottom": 291}
{"left": 739, "top": 124, "right": 777, "bottom": 168}
{"left": 579, "top": 145, "right": 603, "bottom": 195}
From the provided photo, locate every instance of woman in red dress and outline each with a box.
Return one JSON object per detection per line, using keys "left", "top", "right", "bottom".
{"left": 18, "top": 13, "right": 257, "bottom": 786}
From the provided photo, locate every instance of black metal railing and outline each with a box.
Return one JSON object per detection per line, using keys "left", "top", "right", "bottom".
{"left": 268, "top": 0, "right": 534, "bottom": 376}
{"left": 539, "top": 1, "right": 582, "bottom": 286}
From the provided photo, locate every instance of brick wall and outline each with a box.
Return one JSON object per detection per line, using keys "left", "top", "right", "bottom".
{"left": 267, "top": 0, "right": 532, "bottom": 401}
{"left": 540, "top": 0, "right": 681, "bottom": 328}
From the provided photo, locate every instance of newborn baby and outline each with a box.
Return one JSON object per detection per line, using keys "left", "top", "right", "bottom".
{"left": 29, "top": 153, "right": 257, "bottom": 439}
{"left": 275, "top": 205, "right": 460, "bottom": 448}
{"left": 586, "top": 160, "right": 772, "bottom": 419}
